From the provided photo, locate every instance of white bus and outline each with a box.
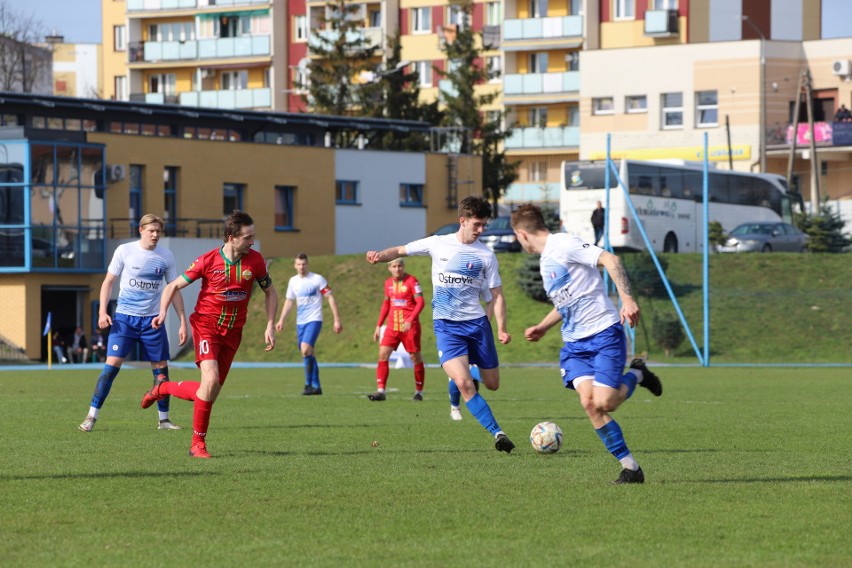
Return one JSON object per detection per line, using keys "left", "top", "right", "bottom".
{"left": 559, "top": 160, "right": 801, "bottom": 253}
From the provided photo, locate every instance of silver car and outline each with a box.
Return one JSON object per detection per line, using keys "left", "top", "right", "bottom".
{"left": 718, "top": 222, "right": 809, "bottom": 253}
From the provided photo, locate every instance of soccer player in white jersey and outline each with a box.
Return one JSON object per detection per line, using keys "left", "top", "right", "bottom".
{"left": 276, "top": 253, "right": 342, "bottom": 395}
{"left": 78, "top": 214, "right": 188, "bottom": 432}
{"left": 367, "top": 195, "right": 516, "bottom": 453}
{"left": 510, "top": 204, "right": 663, "bottom": 483}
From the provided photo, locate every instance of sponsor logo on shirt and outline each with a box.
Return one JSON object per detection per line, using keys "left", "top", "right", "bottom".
{"left": 128, "top": 279, "right": 161, "bottom": 290}
{"left": 220, "top": 290, "right": 248, "bottom": 302}
{"left": 438, "top": 273, "right": 475, "bottom": 285}
{"left": 242, "top": 269, "right": 253, "bottom": 280}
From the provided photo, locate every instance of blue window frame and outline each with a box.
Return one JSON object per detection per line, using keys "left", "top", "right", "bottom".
{"left": 163, "top": 166, "right": 178, "bottom": 236}
{"left": 335, "top": 180, "right": 359, "bottom": 205}
{"left": 275, "top": 185, "right": 295, "bottom": 230}
{"left": 400, "top": 183, "right": 424, "bottom": 207}
{"left": 223, "top": 182, "right": 244, "bottom": 214}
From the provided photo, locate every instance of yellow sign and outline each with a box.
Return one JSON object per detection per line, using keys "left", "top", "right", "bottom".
{"left": 587, "top": 145, "right": 751, "bottom": 162}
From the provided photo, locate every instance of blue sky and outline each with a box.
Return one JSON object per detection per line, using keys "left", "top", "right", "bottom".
{"left": 5, "top": 0, "right": 851, "bottom": 44}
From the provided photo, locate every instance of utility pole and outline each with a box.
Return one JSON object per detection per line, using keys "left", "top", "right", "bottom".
{"left": 743, "top": 16, "right": 766, "bottom": 173}
{"left": 785, "top": 68, "right": 821, "bottom": 211}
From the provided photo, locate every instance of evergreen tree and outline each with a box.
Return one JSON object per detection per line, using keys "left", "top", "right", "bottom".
{"left": 436, "top": 0, "right": 518, "bottom": 207}
{"left": 301, "top": 0, "right": 380, "bottom": 116}
{"left": 795, "top": 200, "right": 852, "bottom": 253}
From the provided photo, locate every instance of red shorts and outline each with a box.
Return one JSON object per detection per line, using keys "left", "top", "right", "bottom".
{"left": 190, "top": 312, "right": 243, "bottom": 384}
{"left": 380, "top": 321, "right": 421, "bottom": 353}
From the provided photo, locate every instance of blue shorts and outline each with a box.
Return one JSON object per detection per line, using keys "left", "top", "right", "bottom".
{"left": 297, "top": 321, "right": 323, "bottom": 348}
{"left": 434, "top": 317, "right": 499, "bottom": 369}
{"left": 107, "top": 313, "right": 170, "bottom": 362}
{"left": 559, "top": 323, "right": 626, "bottom": 390}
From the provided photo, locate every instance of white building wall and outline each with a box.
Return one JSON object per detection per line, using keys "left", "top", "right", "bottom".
{"left": 334, "top": 150, "right": 427, "bottom": 254}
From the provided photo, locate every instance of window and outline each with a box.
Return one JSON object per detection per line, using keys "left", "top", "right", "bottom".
{"left": 626, "top": 95, "right": 647, "bottom": 113}
{"left": 400, "top": 184, "right": 424, "bottom": 207}
{"left": 528, "top": 107, "right": 548, "bottom": 127}
{"left": 486, "top": 1, "right": 501, "bottom": 25}
{"left": 275, "top": 186, "right": 296, "bottom": 230}
{"left": 369, "top": 10, "right": 381, "bottom": 27}
{"left": 567, "top": 106, "right": 580, "bottom": 126}
{"left": 221, "top": 71, "right": 248, "bottom": 90}
{"left": 113, "top": 25, "right": 126, "bottom": 51}
{"left": 592, "top": 97, "right": 614, "bottom": 115}
{"left": 661, "top": 92, "right": 683, "bottom": 129}
{"left": 163, "top": 167, "right": 178, "bottom": 237}
{"left": 129, "top": 165, "right": 144, "bottom": 232}
{"left": 149, "top": 74, "right": 176, "bottom": 95}
{"left": 447, "top": 5, "right": 468, "bottom": 29}
{"left": 223, "top": 183, "right": 244, "bottom": 214}
{"left": 528, "top": 161, "right": 547, "bottom": 182}
{"left": 114, "top": 76, "right": 128, "bottom": 101}
{"left": 649, "top": 0, "right": 677, "bottom": 8}
{"left": 294, "top": 15, "right": 308, "bottom": 41}
{"left": 529, "top": 0, "right": 548, "bottom": 18}
{"left": 696, "top": 90, "right": 718, "bottom": 127}
{"left": 566, "top": 51, "right": 579, "bottom": 71}
{"left": 529, "top": 52, "right": 548, "bottom": 73}
{"left": 412, "top": 7, "right": 431, "bottom": 33}
{"left": 415, "top": 61, "right": 432, "bottom": 87}
{"left": 570, "top": 0, "right": 582, "bottom": 15}
{"left": 487, "top": 56, "right": 502, "bottom": 81}
{"left": 615, "top": 0, "right": 635, "bottom": 19}
{"left": 336, "top": 180, "right": 359, "bottom": 205}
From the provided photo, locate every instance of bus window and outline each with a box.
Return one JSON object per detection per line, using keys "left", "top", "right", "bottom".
{"left": 629, "top": 163, "right": 659, "bottom": 196}
{"left": 708, "top": 173, "right": 730, "bottom": 203}
{"left": 563, "top": 164, "right": 616, "bottom": 190}
{"left": 658, "top": 167, "right": 685, "bottom": 199}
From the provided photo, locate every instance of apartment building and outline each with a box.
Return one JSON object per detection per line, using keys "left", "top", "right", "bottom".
{"left": 102, "top": 0, "right": 287, "bottom": 111}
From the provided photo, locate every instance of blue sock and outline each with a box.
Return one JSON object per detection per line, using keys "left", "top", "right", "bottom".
{"left": 448, "top": 379, "right": 461, "bottom": 407}
{"left": 304, "top": 356, "right": 320, "bottom": 388}
{"left": 311, "top": 355, "right": 320, "bottom": 388}
{"left": 90, "top": 365, "right": 120, "bottom": 408}
{"left": 464, "top": 393, "right": 501, "bottom": 436}
{"left": 152, "top": 367, "right": 170, "bottom": 413}
{"left": 622, "top": 371, "right": 638, "bottom": 399}
{"left": 595, "top": 419, "right": 631, "bottom": 460}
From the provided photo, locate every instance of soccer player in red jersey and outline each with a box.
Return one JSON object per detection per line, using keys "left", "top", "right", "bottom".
{"left": 142, "top": 210, "right": 278, "bottom": 458}
{"left": 368, "top": 259, "right": 426, "bottom": 401}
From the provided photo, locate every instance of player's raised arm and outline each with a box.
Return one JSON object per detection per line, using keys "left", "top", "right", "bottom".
{"left": 366, "top": 245, "right": 407, "bottom": 264}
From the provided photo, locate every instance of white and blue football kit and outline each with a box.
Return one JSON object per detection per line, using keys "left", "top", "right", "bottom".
{"left": 539, "top": 232, "right": 630, "bottom": 390}
{"left": 107, "top": 242, "right": 178, "bottom": 361}
{"left": 286, "top": 272, "right": 332, "bottom": 390}
{"left": 405, "top": 234, "right": 502, "bottom": 368}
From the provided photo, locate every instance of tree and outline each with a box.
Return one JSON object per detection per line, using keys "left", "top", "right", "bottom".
{"left": 301, "top": 0, "right": 380, "bottom": 116}
{"left": 795, "top": 200, "right": 852, "bottom": 253}
{"left": 0, "top": 2, "right": 51, "bottom": 94}
{"left": 436, "top": 0, "right": 518, "bottom": 208}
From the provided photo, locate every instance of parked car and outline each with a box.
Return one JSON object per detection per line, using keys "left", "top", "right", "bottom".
{"left": 430, "top": 222, "right": 458, "bottom": 236}
{"left": 718, "top": 222, "right": 809, "bottom": 253}
{"left": 478, "top": 216, "right": 521, "bottom": 252}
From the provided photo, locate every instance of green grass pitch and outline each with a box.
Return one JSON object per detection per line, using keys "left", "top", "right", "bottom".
{"left": 1, "top": 366, "right": 849, "bottom": 567}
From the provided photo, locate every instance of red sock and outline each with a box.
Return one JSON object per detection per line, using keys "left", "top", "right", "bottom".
{"left": 414, "top": 363, "right": 425, "bottom": 391}
{"left": 161, "top": 381, "right": 200, "bottom": 401}
{"left": 377, "top": 360, "right": 389, "bottom": 390}
{"left": 192, "top": 398, "right": 214, "bottom": 446}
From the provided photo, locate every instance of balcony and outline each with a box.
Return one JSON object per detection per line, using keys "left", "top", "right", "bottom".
{"left": 644, "top": 9, "right": 678, "bottom": 36}
{"left": 127, "top": 0, "right": 269, "bottom": 11}
{"left": 503, "top": 16, "right": 583, "bottom": 46}
{"left": 180, "top": 87, "right": 271, "bottom": 109}
{"left": 307, "top": 28, "right": 383, "bottom": 51}
{"left": 132, "top": 36, "right": 271, "bottom": 63}
{"left": 503, "top": 72, "right": 579, "bottom": 96}
{"left": 505, "top": 126, "right": 579, "bottom": 150}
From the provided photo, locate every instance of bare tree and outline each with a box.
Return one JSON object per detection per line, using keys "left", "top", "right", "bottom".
{"left": 0, "top": 1, "right": 52, "bottom": 93}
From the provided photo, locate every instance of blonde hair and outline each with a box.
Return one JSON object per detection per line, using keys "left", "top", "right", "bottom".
{"left": 138, "top": 214, "right": 164, "bottom": 230}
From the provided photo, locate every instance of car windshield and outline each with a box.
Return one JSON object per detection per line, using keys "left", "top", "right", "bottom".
{"left": 486, "top": 217, "right": 509, "bottom": 231}
{"left": 731, "top": 224, "right": 773, "bottom": 236}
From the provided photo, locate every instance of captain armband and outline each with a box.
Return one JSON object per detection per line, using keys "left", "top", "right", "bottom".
{"left": 257, "top": 274, "right": 273, "bottom": 290}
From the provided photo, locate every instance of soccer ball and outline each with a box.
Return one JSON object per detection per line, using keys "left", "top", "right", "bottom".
{"left": 530, "top": 421, "right": 563, "bottom": 454}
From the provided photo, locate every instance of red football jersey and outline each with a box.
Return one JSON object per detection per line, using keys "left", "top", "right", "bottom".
{"left": 384, "top": 274, "right": 423, "bottom": 332}
{"left": 182, "top": 247, "right": 272, "bottom": 329}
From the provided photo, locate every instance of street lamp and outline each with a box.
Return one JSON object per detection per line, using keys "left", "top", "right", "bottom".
{"left": 742, "top": 15, "right": 766, "bottom": 173}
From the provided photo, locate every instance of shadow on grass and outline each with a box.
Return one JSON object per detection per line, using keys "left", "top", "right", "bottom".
{"left": 1, "top": 471, "right": 216, "bottom": 481}
{"left": 231, "top": 448, "right": 596, "bottom": 457}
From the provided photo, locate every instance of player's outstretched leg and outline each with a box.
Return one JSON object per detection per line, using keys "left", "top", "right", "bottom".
{"left": 596, "top": 419, "right": 643, "bottom": 484}
{"left": 141, "top": 374, "right": 170, "bottom": 409}
{"left": 464, "top": 393, "right": 514, "bottom": 453}
{"left": 629, "top": 358, "right": 663, "bottom": 396}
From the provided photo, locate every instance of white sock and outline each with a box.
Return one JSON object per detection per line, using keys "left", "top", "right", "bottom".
{"left": 158, "top": 411, "right": 169, "bottom": 421}
{"left": 378, "top": 388, "right": 385, "bottom": 393}
{"left": 619, "top": 453, "right": 639, "bottom": 471}
{"left": 89, "top": 407, "right": 100, "bottom": 419}
{"left": 632, "top": 369, "right": 644, "bottom": 383}
{"left": 494, "top": 430, "right": 505, "bottom": 439}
